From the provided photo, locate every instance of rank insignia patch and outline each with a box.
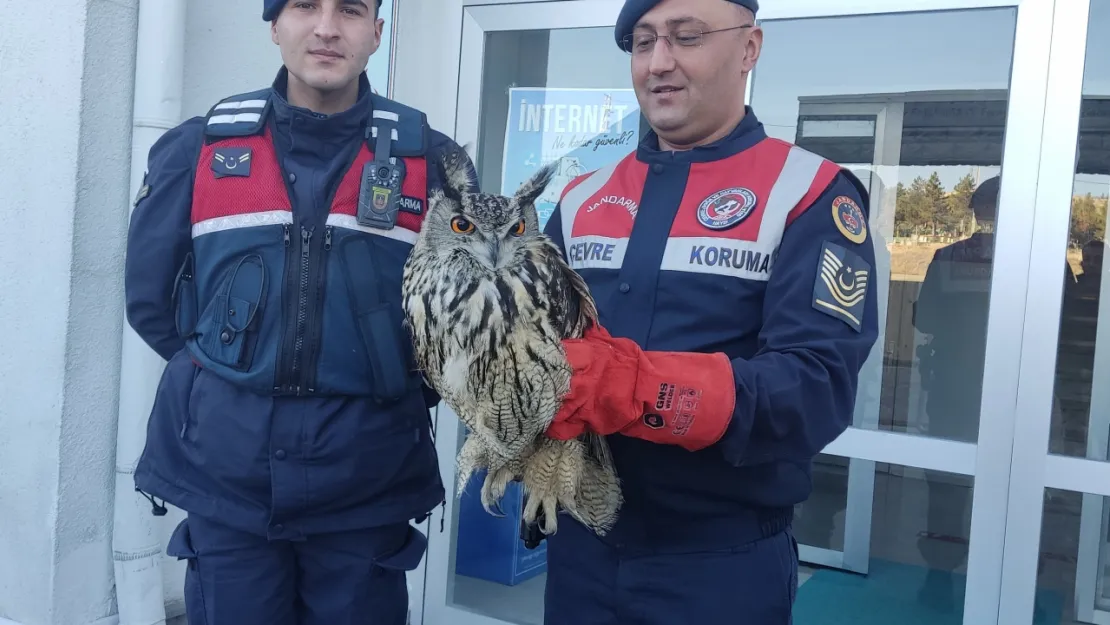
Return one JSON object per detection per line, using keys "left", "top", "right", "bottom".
{"left": 211, "top": 148, "right": 252, "bottom": 178}
{"left": 832, "top": 195, "right": 867, "bottom": 244}
{"left": 812, "top": 240, "right": 870, "bottom": 332}
{"left": 133, "top": 172, "right": 150, "bottom": 208}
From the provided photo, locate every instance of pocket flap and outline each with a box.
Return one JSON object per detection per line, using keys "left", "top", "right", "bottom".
{"left": 357, "top": 305, "right": 408, "bottom": 401}
{"left": 174, "top": 253, "right": 198, "bottom": 337}
{"left": 165, "top": 519, "right": 198, "bottom": 560}
{"left": 226, "top": 295, "right": 257, "bottom": 332}
{"left": 375, "top": 525, "right": 427, "bottom": 572}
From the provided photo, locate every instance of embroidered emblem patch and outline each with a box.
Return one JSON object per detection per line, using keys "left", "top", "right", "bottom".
{"left": 832, "top": 195, "right": 867, "bottom": 244}
{"left": 812, "top": 240, "right": 870, "bottom": 332}
{"left": 211, "top": 147, "right": 252, "bottom": 178}
{"left": 372, "top": 186, "right": 391, "bottom": 211}
{"left": 697, "top": 187, "right": 757, "bottom": 230}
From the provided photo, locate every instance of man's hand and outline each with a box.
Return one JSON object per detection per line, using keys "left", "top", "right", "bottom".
{"left": 547, "top": 324, "right": 736, "bottom": 451}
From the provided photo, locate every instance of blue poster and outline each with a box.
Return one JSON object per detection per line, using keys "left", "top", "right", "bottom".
{"left": 501, "top": 87, "right": 641, "bottom": 230}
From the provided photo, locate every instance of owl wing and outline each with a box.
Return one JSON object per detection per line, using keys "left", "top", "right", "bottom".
{"left": 541, "top": 239, "right": 598, "bottom": 341}
{"left": 532, "top": 238, "right": 620, "bottom": 531}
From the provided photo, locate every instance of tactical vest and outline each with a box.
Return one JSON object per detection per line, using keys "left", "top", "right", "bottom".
{"left": 558, "top": 139, "right": 845, "bottom": 284}
{"left": 173, "top": 88, "right": 431, "bottom": 399}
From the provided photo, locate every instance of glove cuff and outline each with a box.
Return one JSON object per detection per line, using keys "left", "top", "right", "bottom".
{"left": 627, "top": 351, "right": 736, "bottom": 451}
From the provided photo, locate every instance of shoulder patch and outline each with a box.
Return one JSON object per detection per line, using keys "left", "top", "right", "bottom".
{"left": 812, "top": 240, "right": 870, "bottom": 332}
{"left": 133, "top": 172, "right": 150, "bottom": 208}
{"left": 368, "top": 92, "right": 429, "bottom": 156}
{"left": 205, "top": 89, "right": 271, "bottom": 138}
{"left": 832, "top": 195, "right": 867, "bottom": 244}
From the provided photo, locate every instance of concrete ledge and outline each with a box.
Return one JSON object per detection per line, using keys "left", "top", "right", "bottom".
{"left": 1, "top": 614, "right": 122, "bottom": 625}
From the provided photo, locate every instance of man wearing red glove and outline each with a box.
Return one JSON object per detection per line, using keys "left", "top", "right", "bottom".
{"left": 536, "top": 0, "right": 879, "bottom": 623}
{"left": 546, "top": 324, "right": 737, "bottom": 451}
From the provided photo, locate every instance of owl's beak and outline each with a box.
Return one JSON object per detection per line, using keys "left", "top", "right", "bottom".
{"left": 486, "top": 239, "right": 501, "bottom": 266}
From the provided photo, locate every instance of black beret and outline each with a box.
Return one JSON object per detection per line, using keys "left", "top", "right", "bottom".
{"left": 615, "top": 0, "right": 759, "bottom": 51}
{"left": 263, "top": 0, "right": 383, "bottom": 21}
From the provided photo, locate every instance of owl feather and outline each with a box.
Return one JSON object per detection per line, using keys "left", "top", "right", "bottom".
{"left": 401, "top": 142, "right": 623, "bottom": 536}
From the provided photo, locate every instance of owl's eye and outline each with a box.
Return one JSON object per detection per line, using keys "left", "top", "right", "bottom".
{"left": 510, "top": 219, "right": 526, "bottom": 237}
{"left": 451, "top": 216, "right": 475, "bottom": 234}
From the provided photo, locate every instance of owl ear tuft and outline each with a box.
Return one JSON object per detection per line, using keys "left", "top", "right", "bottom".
{"left": 435, "top": 141, "right": 477, "bottom": 202}
{"left": 514, "top": 160, "right": 557, "bottom": 207}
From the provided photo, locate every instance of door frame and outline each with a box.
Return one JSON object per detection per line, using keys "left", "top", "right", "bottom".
{"left": 995, "top": 2, "right": 1110, "bottom": 624}
{"left": 390, "top": 0, "right": 1058, "bottom": 623}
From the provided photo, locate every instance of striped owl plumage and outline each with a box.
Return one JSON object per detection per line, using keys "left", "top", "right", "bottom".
{"left": 401, "top": 143, "right": 623, "bottom": 536}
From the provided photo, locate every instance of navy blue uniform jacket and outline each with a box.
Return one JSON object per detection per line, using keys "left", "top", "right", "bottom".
{"left": 544, "top": 108, "right": 880, "bottom": 547}
{"left": 125, "top": 69, "right": 472, "bottom": 540}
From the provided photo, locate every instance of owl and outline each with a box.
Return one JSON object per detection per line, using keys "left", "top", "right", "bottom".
{"left": 401, "top": 144, "right": 623, "bottom": 536}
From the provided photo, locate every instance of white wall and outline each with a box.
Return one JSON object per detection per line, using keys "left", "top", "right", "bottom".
{"left": 392, "top": 0, "right": 465, "bottom": 133}
{"left": 182, "top": 0, "right": 396, "bottom": 120}
{"left": 182, "top": 0, "right": 283, "bottom": 119}
{"left": 0, "top": 0, "right": 138, "bottom": 623}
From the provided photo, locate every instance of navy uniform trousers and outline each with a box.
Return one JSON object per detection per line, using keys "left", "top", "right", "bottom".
{"left": 544, "top": 517, "right": 800, "bottom": 625}
{"left": 167, "top": 514, "right": 425, "bottom": 625}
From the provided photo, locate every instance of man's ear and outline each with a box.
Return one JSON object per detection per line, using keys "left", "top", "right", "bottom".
{"left": 742, "top": 26, "right": 762, "bottom": 74}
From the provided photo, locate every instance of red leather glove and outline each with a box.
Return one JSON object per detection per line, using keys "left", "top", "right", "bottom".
{"left": 547, "top": 324, "right": 736, "bottom": 451}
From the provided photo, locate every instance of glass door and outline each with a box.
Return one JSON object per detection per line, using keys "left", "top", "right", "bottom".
{"left": 997, "top": 2, "right": 1110, "bottom": 624}
{"left": 392, "top": 1, "right": 1056, "bottom": 623}
{"left": 742, "top": 7, "right": 1051, "bottom": 625}
{"left": 425, "top": 6, "right": 634, "bottom": 624}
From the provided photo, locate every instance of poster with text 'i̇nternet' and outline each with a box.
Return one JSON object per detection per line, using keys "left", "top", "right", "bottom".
{"left": 502, "top": 87, "right": 641, "bottom": 231}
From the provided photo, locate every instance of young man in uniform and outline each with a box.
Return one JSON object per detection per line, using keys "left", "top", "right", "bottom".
{"left": 124, "top": 1, "right": 477, "bottom": 623}
{"left": 540, "top": 0, "right": 879, "bottom": 622}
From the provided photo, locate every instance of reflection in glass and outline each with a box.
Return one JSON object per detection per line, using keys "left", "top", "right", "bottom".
{"left": 793, "top": 454, "right": 849, "bottom": 553}
{"left": 1049, "top": 1, "right": 1110, "bottom": 462}
{"left": 750, "top": 7, "right": 1016, "bottom": 623}
{"left": 791, "top": 465, "right": 973, "bottom": 624}
{"left": 751, "top": 7, "right": 1018, "bottom": 445}
{"left": 1034, "top": 489, "right": 1110, "bottom": 625}
{"left": 443, "top": 6, "right": 1026, "bottom": 624}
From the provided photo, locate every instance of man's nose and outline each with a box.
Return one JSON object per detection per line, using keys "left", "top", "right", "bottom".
{"left": 648, "top": 38, "right": 677, "bottom": 74}
{"left": 313, "top": 7, "right": 341, "bottom": 38}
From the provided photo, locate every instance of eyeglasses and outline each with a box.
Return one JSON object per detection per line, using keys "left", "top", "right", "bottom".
{"left": 621, "top": 24, "right": 754, "bottom": 55}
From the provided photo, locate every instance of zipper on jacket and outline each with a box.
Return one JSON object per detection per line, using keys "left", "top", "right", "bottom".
{"left": 274, "top": 140, "right": 362, "bottom": 395}
{"left": 288, "top": 226, "right": 314, "bottom": 388}
{"left": 276, "top": 224, "right": 313, "bottom": 394}
{"left": 302, "top": 225, "right": 333, "bottom": 394}
{"left": 275, "top": 223, "right": 295, "bottom": 393}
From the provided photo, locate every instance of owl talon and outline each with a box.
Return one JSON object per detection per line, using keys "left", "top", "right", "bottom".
{"left": 484, "top": 500, "right": 506, "bottom": 518}
{"left": 455, "top": 434, "right": 492, "bottom": 497}
{"left": 540, "top": 497, "right": 559, "bottom": 534}
{"left": 485, "top": 464, "right": 516, "bottom": 503}
{"left": 480, "top": 468, "right": 511, "bottom": 518}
